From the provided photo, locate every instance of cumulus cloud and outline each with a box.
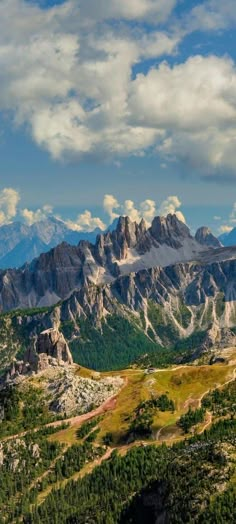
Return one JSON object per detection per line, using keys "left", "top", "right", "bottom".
{"left": 79, "top": 0, "right": 177, "bottom": 24}
{"left": 0, "top": 0, "right": 178, "bottom": 161}
{"left": 21, "top": 205, "right": 53, "bottom": 225}
{"left": 219, "top": 225, "right": 233, "bottom": 234}
{"left": 129, "top": 54, "right": 236, "bottom": 171}
{"left": 230, "top": 202, "right": 236, "bottom": 223}
{"left": 0, "top": 1, "right": 236, "bottom": 177}
{"left": 158, "top": 196, "right": 186, "bottom": 223}
{"left": 0, "top": 185, "right": 185, "bottom": 231}
{"left": 103, "top": 194, "right": 184, "bottom": 225}
{"left": 0, "top": 188, "right": 20, "bottom": 225}
{"left": 103, "top": 194, "right": 120, "bottom": 223}
{"left": 65, "top": 211, "right": 106, "bottom": 232}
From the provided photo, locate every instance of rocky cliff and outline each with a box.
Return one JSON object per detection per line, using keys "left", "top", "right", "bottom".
{"left": 7, "top": 329, "right": 73, "bottom": 380}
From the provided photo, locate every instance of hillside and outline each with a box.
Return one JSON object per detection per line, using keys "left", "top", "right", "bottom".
{"left": 0, "top": 348, "right": 235, "bottom": 523}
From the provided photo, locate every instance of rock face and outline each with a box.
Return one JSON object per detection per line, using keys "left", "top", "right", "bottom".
{"left": 0, "top": 213, "right": 230, "bottom": 312}
{"left": 195, "top": 227, "right": 222, "bottom": 248}
{"left": 7, "top": 329, "right": 73, "bottom": 379}
{"left": 35, "top": 329, "right": 73, "bottom": 367}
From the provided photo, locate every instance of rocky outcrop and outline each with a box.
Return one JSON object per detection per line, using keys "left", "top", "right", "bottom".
{"left": 6, "top": 329, "right": 73, "bottom": 380}
{"left": 48, "top": 370, "right": 123, "bottom": 415}
{"left": 35, "top": 329, "right": 73, "bottom": 366}
{"left": 195, "top": 227, "right": 222, "bottom": 248}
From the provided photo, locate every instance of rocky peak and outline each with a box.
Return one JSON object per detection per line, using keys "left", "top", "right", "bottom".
{"left": 150, "top": 214, "right": 191, "bottom": 248}
{"left": 35, "top": 329, "right": 73, "bottom": 365}
{"left": 6, "top": 329, "right": 73, "bottom": 380}
{"left": 195, "top": 227, "right": 222, "bottom": 248}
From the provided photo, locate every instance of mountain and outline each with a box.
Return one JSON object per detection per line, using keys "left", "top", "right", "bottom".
{"left": 0, "top": 213, "right": 212, "bottom": 311}
{"left": 219, "top": 226, "right": 236, "bottom": 246}
{"left": 0, "top": 217, "right": 106, "bottom": 269}
{"left": 0, "top": 213, "right": 235, "bottom": 313}
{"left": 0, "top": 221, "right": 30, "bottom": 260}
{"left": 0, "top": 214, "right": 236, "bottom": 372}
{"left": 195, "top": 226, "right": 222, "bottom": 248}
{"left": 0, "top": 217, "right": 235, "bottom": 524}
{"left": 0, "top": 236, "right": 48, "bottom": 269}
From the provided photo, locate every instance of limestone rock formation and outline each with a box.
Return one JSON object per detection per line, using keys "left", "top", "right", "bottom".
{"left": 195, "top": 227, "right": 222, "bottom": 248}
{"left": 6, "top": 329, "right": 73, "bottom": 380}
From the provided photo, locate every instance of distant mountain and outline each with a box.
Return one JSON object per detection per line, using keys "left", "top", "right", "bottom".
{"left": 219, "top": 227, "right": 236, "bottom": 247}
{"left": 0, "top": 236, "right": 48, "bottom": 270}
{"left": 0, "top": 217, "right": 106, "bottom": 269}
{"left": 195, "top": 226, "right": 222, "bottom": 248}
{"left": 0, "top": 221, "right": 30, "bottom": 259}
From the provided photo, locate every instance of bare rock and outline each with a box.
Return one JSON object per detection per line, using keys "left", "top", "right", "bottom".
{"left": 36, "top": 329, "right": 73, "bottom": 365}
{"left": 195, "top": 227, "right": 222, "bottom": 248}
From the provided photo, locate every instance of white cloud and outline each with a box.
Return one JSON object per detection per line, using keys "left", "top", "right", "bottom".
{"left": 21, "top": 205, "right": 53, "bottom": 225}
{"left": 158, "top": 196, "right": 186, "bottom": 223}
{"left": 0, "top": 188, "right": 20, "bottom": 225}
{"left": 129, "top": 55, "right": 236, "bottom": 172}
{"left": 188, "top": 0, "right": 236, "bottom": 32}
{"left": 0, "top": 1, "right": 236, "bottom": 178}
{"left": 65, "top": 211, "right": 106, "bottom": 232}
{"left": 218, "top": 225, "right": 233, "bottom": 234}
{"left": 79, "top": 0, "right": 177, "bottom": 24}
{"left": 103, "top": 194, "right": 121, "bottom": 223}
{"left": 0, "top": 0, "right": 177, "bottom": 162}
{"left": 217, "top": 200, "right": 236, "bottom": 234}
{"left": 140, "top": 199, "right": 156, "bottom": 223}
{"left": 104, "top": 194, "right": 156, "bottom": 225}
{"left": 230, "top": 202, "right": 236, "bottom": 223}
{"left": 103, "top": 194, "right": 184, "bottom": 225}
{"left": 0, "top": 186, "right": 185, "bottom": 231}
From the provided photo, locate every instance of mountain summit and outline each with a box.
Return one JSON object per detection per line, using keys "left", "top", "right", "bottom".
{"left": 195, "top": 226, "right": 222, "bottom": 248}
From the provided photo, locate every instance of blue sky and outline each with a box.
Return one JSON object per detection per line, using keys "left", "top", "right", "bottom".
{"left": 1, "top": 0, "right": 236, "bottom": 234}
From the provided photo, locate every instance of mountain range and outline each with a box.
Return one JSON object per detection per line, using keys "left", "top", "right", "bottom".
{"left": 0, "top": 214, "right": 226, "bottom": 311}
{"left": 0, "top": 213, "right": 236, "bottom": 371}
{"left": 0, "top": 217, "right": 106, "bottom": 269}
{"left": 0, "top": 214, "right": 233, "bottom": 271}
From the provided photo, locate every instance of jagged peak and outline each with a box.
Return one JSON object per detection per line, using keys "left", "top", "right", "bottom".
{"left": 150, "top": 213, "right": 191, "bottom": 247}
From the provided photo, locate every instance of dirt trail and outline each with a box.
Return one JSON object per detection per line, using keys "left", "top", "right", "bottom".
{"left": 2, "top": 378, "right": 128, "bottom": 443}
{"left": 47, "top": 395, "right": 118, "bottom": 429}
{"left": 37, "top": 447, "right": 114, "bottom": 505}
{"left": 183, "top": 366, "right": 236, "bottom": 411}
{"left": 199, "top": 411, "right": 212, "bottom": 434}
{"left": 29, "top": 444, "right": 69, "bottom": 492}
